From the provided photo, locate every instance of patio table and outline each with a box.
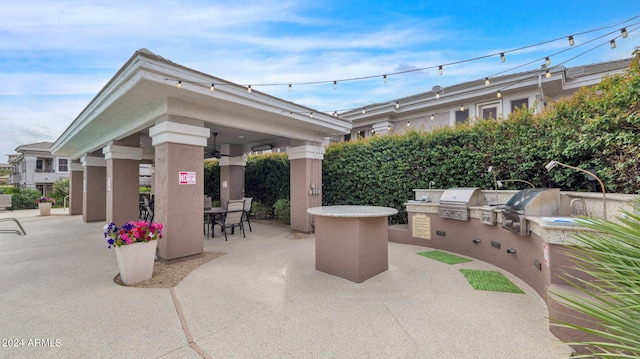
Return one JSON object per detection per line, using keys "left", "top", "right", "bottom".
{"left": 307, "top": 205, "right": 398, "bottom": 283}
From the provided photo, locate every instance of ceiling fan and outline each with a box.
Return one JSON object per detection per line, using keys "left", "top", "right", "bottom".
{"left": 205, "top": 132, "right": 241, "bottom": 159}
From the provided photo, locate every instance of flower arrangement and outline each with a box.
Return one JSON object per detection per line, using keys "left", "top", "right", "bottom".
{"left": 104, "top": 221, "right": 163, "bottom": 248}
{"left": 35, "top": 197, "right": 55, "bottom": 204}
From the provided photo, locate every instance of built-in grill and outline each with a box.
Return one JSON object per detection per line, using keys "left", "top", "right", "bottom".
{"left": 438, "top": 187, "right": 487, "bottom": 221}
{"left": 502, "top": 188, "right": 560, "bottom": 236}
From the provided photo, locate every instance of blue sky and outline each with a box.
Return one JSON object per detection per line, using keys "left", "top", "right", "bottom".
{"left": 2, "top": 0, "right": 640, "bottom": 159}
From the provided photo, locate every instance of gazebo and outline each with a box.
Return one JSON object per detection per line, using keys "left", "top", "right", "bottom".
{"left": 51, "top": 49, "right": 351, "bottom": 261}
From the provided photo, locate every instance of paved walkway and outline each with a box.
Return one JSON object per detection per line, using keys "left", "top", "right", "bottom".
{"left": 0, "top": 209, "right": 572, "bottom": 358}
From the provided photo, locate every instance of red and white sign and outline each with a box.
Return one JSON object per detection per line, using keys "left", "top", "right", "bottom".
{"left": 179, "top": 171, "right": 196, "bottom": 185}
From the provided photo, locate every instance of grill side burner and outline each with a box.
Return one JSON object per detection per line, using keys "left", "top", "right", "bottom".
{"left": 438, "top": 187, "right": 486, "bottom": 221}
{"left": 502, "top": 188, "right": 560, "bottom": 236}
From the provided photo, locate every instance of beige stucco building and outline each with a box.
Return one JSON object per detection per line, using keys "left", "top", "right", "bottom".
{"left": 52, "top": 49, "right": 351, "bottom": 261}
{"left": 8, "top": 142, "right": 70, "bottom": 195}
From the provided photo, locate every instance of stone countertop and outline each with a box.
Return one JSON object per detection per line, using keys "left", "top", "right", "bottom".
{"left": 307, "top": 205, "right": 398, "bottom": 218}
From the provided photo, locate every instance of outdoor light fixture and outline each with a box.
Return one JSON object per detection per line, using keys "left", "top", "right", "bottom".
{"left": 497, "top": 179, "right": 535, "bottom": 189}
{"left": 288, "top": 84, "right": 292, "bottom": 91}
{"left": 438, "top": 65, "right": 443, "bottom": 75}
{"left": 497, "top": 91, "right": 502, "bottom": 98}
{"left": 460, "top": 104, "right": 464, "bottom": 111}
{"left": 333, "top": 111, "right": 338, "bottom": 117}
{"left": 247, "top": 85, "right": 252, "bottom": 93}
{"left": 333, "top": 80, "right": 337, "bottom": 89}
{"left": 383, "top": 74, "right": 387, "bottom": 84}
{"left": 430, "top": 114, "right": 435, "bottom": 120}
{"left": 621, "top": 28, "right": 628, "bottom": 38}
{"left": 362, "top": 107, "right": 366, "bottom": 114}
{"left": 177, "top": 81, "right": 182, "bottom": 89}
{"left": 210, "top": 84, "right": 215, "bottom": 92}
{"left": 406, "top": 121, "right": 410, "bottom": 127}
{"left": 500, "top": 53, "right": 506, "bottom": 62}
{"left": 485, "top": 77, "right": 490, "bottom": 86}
{"left": 395, "top": 101, "right": 400, "bottom": 109}
{"left": 435, "top": 92, "right": 440, "bottom": 99}
{"left": 545, "top": 160, "right": 607, "bottom": 219}
{"left": 568, "top": 35, "right": 575, "bottom": 46}
{"left": 545, "top": 57, "right": 551, "bottom": 66}
{"left": 545, "top": 69, "right": 551, "bottom": 78}
{"left": 251, "top": 144, "right": 274, "bottom": 152}
{"left": 610, "top": 40, "right": 617, "bottom": 49}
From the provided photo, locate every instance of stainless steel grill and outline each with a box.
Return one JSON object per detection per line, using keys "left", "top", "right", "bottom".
{"left": 438, "top": 187, "right": 486, "bottom": 221}
{"left": 502, "top": 188, "right": 560, "bottom": 236}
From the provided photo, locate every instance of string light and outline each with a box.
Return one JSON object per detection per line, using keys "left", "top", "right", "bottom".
{"left": 430, "top": 114, "right": 435, "bottom": 121}
{"left": 622, "top": 28, "right": 628, "bottom": 38}
{"left": 545, "top": 69, "right": 551, "bottom": 78}
{"left": 288, "top": 84, "right": 292, "bottom": 91}
{"left": 395, "top": 101, "right": 400, "bottom": 109}
{"left": 247, "top": 85, "right": 252, "bottom": 93}
{"left": 383, "top": 75, "right": 387, "bottom": 84}
{"left": 362, "top": 107, "right": 366, "bottom": 114}
{"left": 485, "top": 77, "right": 490, "bottom": 86}
{"left": 500, "top": 53, "right": 506, "bottom": 62}
{"left": 333, "top": 111, "right": 338, "bottom": 117}
{"left": 435, "top": 92, "right": 440, "bottom": 99}
{"left": 497, "top": 91, "right": 502, "bottom": 98}
{"left": 407, "top": 121, "right": 410, "bottom": 127}
{"left": 333, "top": 80, "right": 337, "bottom": 90}
{"left": 460, "top": 104, "right": 464, "bottom": 111}
{"left": 438, "top": 65, "right": 443, "bottom": 75}
{"left": 310, "top": 112, "right": 313, "bottom": 118}
{"left": 177, "top": 81, "right": 182, "bottom": 89}
{"left": 568, "top": 35, "right": 575, "bottom": 46}
{"left": 210, "top": 83, "right": 215, "bottom": 92}
{"left": 545, "top": 57, "right": 551, "bottom": 66}
{"left": 610, "top": 39, "right": 617, "bottom": 49}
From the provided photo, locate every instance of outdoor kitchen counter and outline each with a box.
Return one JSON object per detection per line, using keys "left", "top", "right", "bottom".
{"left": 308, "top": 205, "right": 398, "bottom": 283}
{"left": 404, "top": 201, "right": 589, "bottom": 245}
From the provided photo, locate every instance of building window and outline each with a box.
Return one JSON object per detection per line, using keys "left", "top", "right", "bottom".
{"left": 455, "top": 109, "right": 469, "bottom": 124}
{"left": 511, "top": 98, "right": 528, "bottom": 112}
{"left": 343, "top": 133, "right": 351, "bottom": 142}
{"left": 478, "top": 101, "right": 501, "bottom": 120}
{"left": 58, "top": 158, "right": 68, "bottom": 172}
{"left": 36, "top": 159, "right": 43, "bottom": 173}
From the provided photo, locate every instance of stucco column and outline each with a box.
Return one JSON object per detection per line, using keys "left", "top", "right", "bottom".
{"left": 288, "top": 144, "right": 324, "bottom": 233}
{"left": 103, "top": 145, "right": 143, "bottom": 226}
{"left": 149, "top": 120, "right": 209, "bottom": 261}
{"left": 373, "top": 121, "right": 394, "bottom": 135}
{"left": 68, "top": 161, "right": 83, "bottom": 215}
{"left": 80, "top": 155, "right": 107, "bottom": 223}
{"left": 218, "top": 155, "right": 246, "bottom": 205}
{"left": 23, "top": 156, "right": 37, "bottom": 187}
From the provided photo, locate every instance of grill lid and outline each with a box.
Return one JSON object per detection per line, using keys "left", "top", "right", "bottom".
{"left": 439, "top": 187, "right": 486, "bottom": 206}
{"left": 504, "top": 188, "right": 560, "bottom": 215}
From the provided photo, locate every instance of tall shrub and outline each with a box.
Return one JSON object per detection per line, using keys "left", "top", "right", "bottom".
{"left": 244, "top": 153, "right": 289, "bottom": 215}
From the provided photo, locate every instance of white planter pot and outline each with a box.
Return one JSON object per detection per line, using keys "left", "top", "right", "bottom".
{"left": 38, "top": 202, "right": 52, "bottom": 216}
{"left": 114, "top": 240, "right": 157, "bottom": 285}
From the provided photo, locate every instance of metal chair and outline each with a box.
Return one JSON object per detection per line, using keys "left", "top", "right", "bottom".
{"left": 214, "top": 199, "right": 245, "bottom": 241}
{"left": 242, "top": 197, "right": 253, "bottom": 232}
{"left": 0, "top": 195, "right": 26, "bottom": 235}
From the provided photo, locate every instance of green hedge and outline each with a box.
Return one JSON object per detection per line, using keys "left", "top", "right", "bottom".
{"left": 323, "top": 58, "right": 640, "bottom": 223}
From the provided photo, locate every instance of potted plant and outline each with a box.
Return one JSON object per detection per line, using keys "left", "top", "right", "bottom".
{"left": 35, "top": 197, "right": 55, "bottom": 216}
{"left": 104, "top": 221, "right": 163, "bottom": 285}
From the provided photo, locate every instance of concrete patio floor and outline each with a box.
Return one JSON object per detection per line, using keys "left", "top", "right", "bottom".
{"left": 0, "top": 209, "right": 573, "bottom": 358}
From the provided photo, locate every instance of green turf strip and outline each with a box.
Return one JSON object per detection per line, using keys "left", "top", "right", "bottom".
{"left": 459, "top": 269, "right": 524, "bottom": 293}
{"left": 417, "top": 250, "right": 473, "bottom": 265}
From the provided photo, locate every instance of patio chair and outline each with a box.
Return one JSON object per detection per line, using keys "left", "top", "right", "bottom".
{"left": 242, "top": 197, "right": 253, "bottom": 232}
{"left": 213, "top": 199, "right": 245, "bottom": 241}
{"left": 142, "top": 197, "right": 154, "bottom": 223}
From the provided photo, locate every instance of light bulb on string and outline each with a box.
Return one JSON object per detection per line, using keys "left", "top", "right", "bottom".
{"left": 610, "top": 39, "right": 616, "bottom": 49}
{"left": 435, "top": 92, "right": 440, "bottom": 99}
{"left": 430, "top": 114, "right": 435, "bottom": 120}
{"left": 500, "top": 53, "right": 505, "bottom": 62}
{"left": 460, "top": 104, "right": 464, "bottom": 111}
{"left": 333, "top": 81, "right": 337, "bottom": 90}
{"left": 621, "top": 28, "right": 628, "bottom": 38}
{"left": 545, "top": 69, "right": 551, "bottom": 78}
{"left": 177, "top": 81, "right": 182, "bottom": 89}
{"left": 333, "top": 111, "right": 338, "bottom": 117}
{"left": 210, "top": 84, "right": 215, "bottom": 92}
{"left": 288, "top": 84, "right": 292, "bottom": 92}
{"left": 362, "top": 107, "right": 366, "bottom": 114}
{"left": 568, "top": 35, "right": 575, "bottom": 46}
{"left": 383, "top": 75, "right": 387, "bottom": 84}
{"left": 247, "top": 85, "right": 252, "bottom": 93}
{"left": 310, "top": 112, "right": 313, "bottom": 119}
{"left": 485, "top": 77, "right": 490, "bottom": 86}
{"left": 545, "top": 57, "right": 551, "bottom": 66}
{"left": 438, "top": 66, "right": 443, "bottom": 75}
{"left": 407, "top": 121, "right": 410, "bottom": 127}
{"left": 395, "top": 101, "right": 400, "bottom": 109}
{"left": 497, "top": 91, "right": 502, "bottom": 98}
